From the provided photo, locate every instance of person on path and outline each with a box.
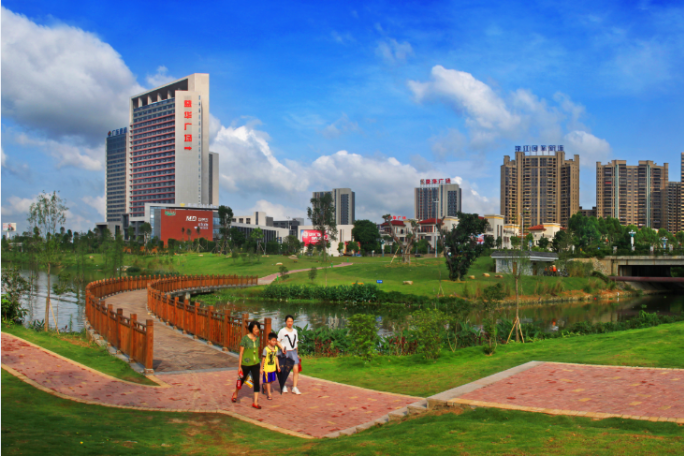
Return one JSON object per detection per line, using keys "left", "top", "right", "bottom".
{"left": 277, "top": 315, "right": 301, "bottom": 394}
{"left": 260, "top": 332, "right": 281, "bottom": 400}
{"left": 232, "top": 321, "right": 262, "bottom": 409}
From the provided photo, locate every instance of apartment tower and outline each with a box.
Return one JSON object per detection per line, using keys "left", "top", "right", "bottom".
{"left": 501, "top": 146, "right": 580, "bottom": 229}
{"left": 105, "top": 127, "right": 129, "bottom": 222}
{"left": 414, "top": 179, "right": 462, "bottom": 220}
{"left": 127, "top": 73, "right": 218, "bottom": 218}
{"left": 596, "top": 160, "right": 668, "bottom": 228}
{"left": 312, "top": 188, "right": 356, "bottom": 225}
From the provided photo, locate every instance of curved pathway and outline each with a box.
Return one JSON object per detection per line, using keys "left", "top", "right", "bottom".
{"left": 2, "top": 332, "right": 421, "bottom": 438}
{"left": 258, "top": 262, "right": 354, "bottom": 285}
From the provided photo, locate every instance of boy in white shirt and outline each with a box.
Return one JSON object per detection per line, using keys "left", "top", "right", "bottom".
{"left": 277, "top": 315, "right": 301, "bottom": 394}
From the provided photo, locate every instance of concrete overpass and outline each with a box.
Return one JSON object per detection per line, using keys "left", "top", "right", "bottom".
{"left": 599, "top": 255, "right": 684, "bottom": 278}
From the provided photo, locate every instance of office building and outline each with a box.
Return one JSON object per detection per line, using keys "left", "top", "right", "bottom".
{"left": 414, "top": 179, "right": 462, "bottom": 220}
{"left": 273, "top": 218, "right": 304, "bottom": 237}
{"left": 128, "top": 73, "right": 217, "bottom": 219}
{"left": 312, "top": 188, "right": 355, "bottom": 225}
{"left": 501, "top": 145, "right": 580, "bottom": 229}
{"left": 105, "top": 127, "right": 129, "bottom": 223}
{"left": 596, "top": 160, "right": 668, "bottom": 228}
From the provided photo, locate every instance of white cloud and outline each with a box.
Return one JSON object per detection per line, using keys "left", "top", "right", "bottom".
{"left": 564, "top": 131, "right": 611, "bottom": 167}
{"left": 1, "top": 147, "right": 31, "bottom": 178}
{"left": 1, "top": 7, "right": 143, "bottom": 146}
{"left": 321, "top": 113, "right": 361, "bottom": 138}
{"left": 14, "top": 133, "right": 103, "bottom": 171}
{"left": 331, "top": 31, "right": 354, "bottom": 44}
{"left": 145, "top": 66, "right": 176, "bottom": 88}
{"left": 1, "top": 195, "right": 34, "bottom": 217}
{"left": 65, "top": 210, "right": 94, "bottom": 233}
{"left": 248, "top": 200, "right": 305, "bottom": 221}
{"left": 82, "top": 195, "right": 106, "bottom": 219}
{"left": 409, "top": 65, "right": 612, "bottom": 160}
{"left": 376, "top": 38, "right": 413, "bottom": 64}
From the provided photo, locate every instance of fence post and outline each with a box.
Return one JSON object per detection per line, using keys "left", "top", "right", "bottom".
{"left": 262, "top": 317, "right": 272, "bottom": 352}
{"left": 174, "top": 297, "right": 181, "bottom": 332}
{"left": 223, "top": 312, "right": 230, "bottom": 351}
{"left": 193, "top": 302, "right": 199, "bottom": 338}
{"left": 145, "top": 319, "right": 154, "bottom": 372}
{"left": 129, "top": 314, "right": 137, "bottom": 364}
{"left": 207, "top": 306, "right": 214, "bottom": 344}
{"left": 116, "top": 309, "right": 124, "bottom": 353}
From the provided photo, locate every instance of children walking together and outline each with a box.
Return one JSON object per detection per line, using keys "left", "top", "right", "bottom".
{"left": 260, "top": 332, "right": 281, "bottom": 400}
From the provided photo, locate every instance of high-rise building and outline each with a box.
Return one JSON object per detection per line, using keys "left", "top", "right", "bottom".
{"left": 667, "top": 181, "right": 681, "bottom": 233}
{"left": 501, "top": 146, "right": 579, "bottom": 229}
{"left": 414, "top": 179, "right": 462, "bottom": 220}
{"left": 312, "top": 188, "right": 355, "bottom": 225}
{"left": 596, "top": 160, "right": 668, "bottom": 228}
{"left": 105, "top": 127, "right": 129, "bottom": 223}
{"left": 127, "top": 73, "right": 217, "bottom": 218}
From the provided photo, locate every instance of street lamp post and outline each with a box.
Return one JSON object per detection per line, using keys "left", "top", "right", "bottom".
{"left": 629, "top": 230, "right": 636, "bottom": 252}
{"left": 661, "top": 237, "right": 668, "bottom": 250}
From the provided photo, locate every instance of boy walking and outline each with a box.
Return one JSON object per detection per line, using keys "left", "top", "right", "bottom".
{"left": 261, "top": 332, "right": 280, "bottom": 400}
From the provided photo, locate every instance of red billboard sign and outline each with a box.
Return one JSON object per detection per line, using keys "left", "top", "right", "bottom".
{"left": 301, "top": 229, "right": 329, "bottom": 247}
{"left": 160, "top": 209, "right": 213, "bottom": 244}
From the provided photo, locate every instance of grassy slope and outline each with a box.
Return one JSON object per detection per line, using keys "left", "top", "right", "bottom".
{"left": 1, "top": 325, "right": 156, "bottom": 385}
{"left": 3, "top": 371, "right": 681, "bottom": 456}
{"left": 303, "top": 321, "right": 684, "bottom": 397}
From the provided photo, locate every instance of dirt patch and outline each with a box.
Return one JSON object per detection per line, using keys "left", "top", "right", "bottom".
{"left": 57, "top": 336, "right": 93, "bottom": 348}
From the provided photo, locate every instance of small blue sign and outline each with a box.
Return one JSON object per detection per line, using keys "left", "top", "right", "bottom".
{"left": 377, "top": 280, "right": 383, "bottom": 284}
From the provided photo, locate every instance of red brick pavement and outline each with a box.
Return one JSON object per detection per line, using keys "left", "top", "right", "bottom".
{"left": 1, "top": 333, "right": 419, "bottom": 438}
{"left": 454, "top": 362, "right": 684, "bottom": 422}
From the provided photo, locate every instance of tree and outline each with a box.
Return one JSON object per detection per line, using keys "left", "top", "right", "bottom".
{"left": 538, "top": 236, "right": 550, "bottom": 250}
{"left": 229, "top": 227, "right": 246, "bottom": 249}
{"left": 139, "top": 222, "right": 152, "bottom": 246}
{"left": 337, "top": 241, "right": 344, "bottom": 255}
{"left": 480, "top": 283, "right": 506, "bottom": 354}
{"left": 676, "top": 231, "right": 684, "bottom": 248}
{"left": 636, "top": 226, "right": 658, "bottom": 248}
{"left": 510, "top": 236, "right": 521, "bottom": 248}
{"left": 28, "top": 192, "right": 69, "bottom": 331}
{"left": 551, "top": 230, "right": 569, "bottom": 253}
{"left": 352, "top": 220, "right": 380, "bottom": 253}
{"left": 443, "top": 213, "right": 489, "bottom": 281}
{"left": 568, "top": 212, "right": 600, "bottom": 249}
{"left": 308, "top": 266, "right": 317, "bottom": 282}
{"left": 383, "top": 215, "right": 418, "bottom": 264}
{"left": 217, "top": 205, "right": 234, "bottom": 254}
{"left": 1, "top": 264, "right": 30, "bottom": 323}
{"left": 127, "top": 226, "right": 136, "bottom": 243}
{"left": 657, "top": 228, "right": 675, "bottom": 249}
{"left": 250, "top": 227, "right": 264, "bottom": 253}
{"left": 283, "top": 235, "right": 302, "bottom": 255}
{"left": 308, "top": 193, "right": 338, "bottom": 284}
{"left": 495, "top": 236, "right": 502, "bottom": 249}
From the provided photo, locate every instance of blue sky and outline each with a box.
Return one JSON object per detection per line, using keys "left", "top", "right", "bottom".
{"left": 2, "top": 0, "right": 684, "bottom": 232}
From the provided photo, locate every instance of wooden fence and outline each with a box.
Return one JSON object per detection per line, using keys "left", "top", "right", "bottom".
{"left": 85, "top": 274, "right": 263, "bottom": 372}
{"left": 146, "top": 274, "right": 271, "bottom": 353}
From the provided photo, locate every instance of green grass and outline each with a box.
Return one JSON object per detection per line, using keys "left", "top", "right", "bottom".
{"left": 302, "top": 321, "right": 684, "bottom": 397}
{"left": 3, "top": 371, "right": 682, "bottom": 455}
{"left": 1, "top": 325, "right": 156, "bottom": 385}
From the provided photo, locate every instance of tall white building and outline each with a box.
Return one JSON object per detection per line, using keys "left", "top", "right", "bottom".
{"left": 127, "top": 73, "right": 218, "bottom": 218}
{"left": 414, "top": 179, "right": 462, "bottom": 220}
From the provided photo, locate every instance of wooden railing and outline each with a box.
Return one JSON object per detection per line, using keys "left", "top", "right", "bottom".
{"left": 146, "top": 274, "right": 271, "bottom": 353}
{"left": 85, "top": 276, "right": 158, "bottom": 371}
{"left": 85, "top": 274, "right": 264, "bottom": 372}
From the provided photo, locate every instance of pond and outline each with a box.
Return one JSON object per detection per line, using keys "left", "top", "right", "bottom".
{"left": 11, "top": 269, "right": 684, "bottom": 335}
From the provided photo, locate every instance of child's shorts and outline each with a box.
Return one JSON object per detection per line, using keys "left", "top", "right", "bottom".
{"left": 262, "top": 371, "right": 277, "bottom": 384}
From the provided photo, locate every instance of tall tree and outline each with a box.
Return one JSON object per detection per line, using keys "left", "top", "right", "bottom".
{"left": 27, "top": 192, "right": 68, "bottom": 331}
{"left": 217, "top": 205, "right": 234, "bottom": 254}
{"left": 443, "top": 212, "right": 489, "bottom": 281}
{"left": 352, "top": 219, "right": 381, "bottom": 253}
{"left": 250, "top": 227, "right": 264, "bottom": 253}
{"left": 139, "top": 222, "right": 152, "bottom": 247}
{"left": 307, "top": 193, "right": 338, "bottom": 262}
{"left": 382, "top": 215, "right": 418, "bottom": 264}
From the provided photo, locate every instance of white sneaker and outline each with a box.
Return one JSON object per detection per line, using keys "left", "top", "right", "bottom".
{"left": 282, "top": 386, "right": 288, "bottom": 393}
{"left": 292, "top": 387, "right": 301, "bottom": 395}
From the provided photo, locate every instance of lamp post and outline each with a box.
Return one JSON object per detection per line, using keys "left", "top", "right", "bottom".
{"left": 661, "top": 236, "right": 668, "bottom": 250}
{"left": 629, "top": 229, "right": 636, "bottom": 252}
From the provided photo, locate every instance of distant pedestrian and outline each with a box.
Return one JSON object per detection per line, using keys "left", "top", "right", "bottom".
{"left": 261, "top": 332, "right": 281, "bottom": 400}
{"left": 232, "top": 321, "right": 262, "bottom": 409}
{"left": 277, "top": 315, "right": 301, "bottom": 394}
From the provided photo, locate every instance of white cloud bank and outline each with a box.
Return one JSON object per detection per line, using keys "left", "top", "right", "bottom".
{"left": 409, "top": 65, "right": 612, "bottom": 166}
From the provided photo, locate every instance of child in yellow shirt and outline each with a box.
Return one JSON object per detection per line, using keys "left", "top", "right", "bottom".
{"left": 261, "top": 332, "right": 281, "bottom": 400}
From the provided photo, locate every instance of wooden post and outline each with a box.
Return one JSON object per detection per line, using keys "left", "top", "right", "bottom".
{"left": 193, "top": 302, "right": 199, "bottom": 338}
{"left": 115, "top": 308, "right": 123, "bottom": 352}
{"left": 263, "top": 317, "right": 272, "bottom": 352}
{"left": 145, "top": 319, "right": 154, "bottom": 371}
{"left": 129, "top": 314, "right": 137, "bottom": 364}
{"left": 207, "top": 306, "right": 214, "bottom": 344}
{"left": 223, "top": 312, "right": 230, "bottom": 351}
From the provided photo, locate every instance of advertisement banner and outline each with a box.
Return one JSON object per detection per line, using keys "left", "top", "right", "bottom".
{"left": 160, "top": 209, "right": 213, "bottom": 244}
{"left": 2, "top": 223, "right": 17, "bottom": 231}
{"left": 301, "top": 229, "right": 329, "bottom": 247}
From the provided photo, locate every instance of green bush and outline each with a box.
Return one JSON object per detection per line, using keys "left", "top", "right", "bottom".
{"left": 411, "top": 309, "right": 445, "bottom": 361}
{"left": 347, "top": 314, "right": 378, "bottom": 363}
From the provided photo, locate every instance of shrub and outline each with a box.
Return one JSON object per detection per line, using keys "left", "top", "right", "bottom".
{"left": 308, "top": 267, "right": 317, "bottom": 282}
{"left": 411, "top": 309, "right": 445, "bottom": 361}
{"left": 278, "top": 265, "right": 289, "bottom": 281}
{"left": 347, "top": 314, "right": 378, "bottom": 363}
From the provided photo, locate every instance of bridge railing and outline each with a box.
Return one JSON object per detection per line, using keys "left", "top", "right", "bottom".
{"left": 146, "top": 274, "right": 269, "bottom": 353}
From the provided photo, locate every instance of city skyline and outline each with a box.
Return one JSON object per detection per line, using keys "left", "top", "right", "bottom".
{"left": 3, "top": 1, "right": 684, "bottom": 233}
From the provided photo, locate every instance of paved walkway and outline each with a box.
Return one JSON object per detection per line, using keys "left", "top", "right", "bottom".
{"left": 258, "top": 262, "right": 354, "bottom": 285}
{"left": 1, "top": 332, "right": 420, "bottom": 438}
{"left": 447, "top": 361, "right": 684, "bottom": 423}
{"left": 105, "top": 290, "right": 239, "bottom": 373}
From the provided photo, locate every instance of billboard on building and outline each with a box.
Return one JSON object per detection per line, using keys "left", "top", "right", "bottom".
{"left": 160, "top": 209, "right": 213, "bottom": 244}
{"left": 2, "top": 223, "right": 17, "bottom": 231}
{"left": 301, "top": 229, "right": 329, "bottom": 247}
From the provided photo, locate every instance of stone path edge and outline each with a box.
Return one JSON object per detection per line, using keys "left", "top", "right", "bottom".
{"left": 0, "top": 334, "right": 314, "bottom": 440}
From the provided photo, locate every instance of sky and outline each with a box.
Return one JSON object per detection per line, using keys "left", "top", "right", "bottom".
{"left": 2, "top": 0, "right": 684, "bottom": 233}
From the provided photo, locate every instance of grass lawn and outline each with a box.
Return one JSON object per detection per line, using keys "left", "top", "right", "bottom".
{"left": 3, "top": 371, "right": 682, "bottom": 456}
{"left": 303, "top": 321, "right": 684, "bottom": 397}
{"left": 1, "top": 325, "right": 155, "bottom": 385}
